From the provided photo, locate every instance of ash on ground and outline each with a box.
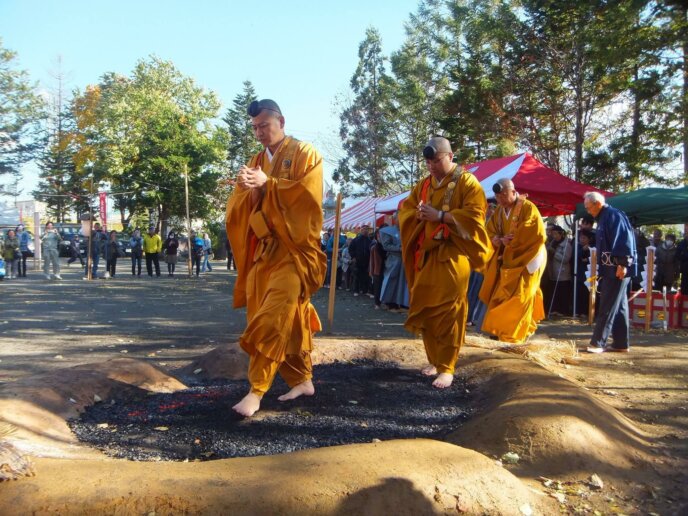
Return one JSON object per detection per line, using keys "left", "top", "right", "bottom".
{"left": 69, "top": 360, "right": 472, "bottom": 462}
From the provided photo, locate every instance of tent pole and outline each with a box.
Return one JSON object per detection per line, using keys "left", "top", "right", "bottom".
{"left": 327, "top": 193, "right": 343, "bottom": 333}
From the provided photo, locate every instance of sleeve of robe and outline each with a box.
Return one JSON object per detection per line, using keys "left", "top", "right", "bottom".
{"left": 226, "top": 140, "right": 326, "bottom": 308}
{"left": 399, "top": 172, "right": 490, "bottom": 289}
{"left": 501, "top": 200, "right": 546, "bottom": 270}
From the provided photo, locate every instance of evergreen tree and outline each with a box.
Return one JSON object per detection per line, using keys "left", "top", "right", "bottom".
{"left": 335, "top": 27, "right": 392, "bottom": 196}
{"left": 33, "top": 65, "right": 76, "bottom": 222}
{"left": 0, "top": 39, "right": 45, "bottom": 190}
{"left": 223, "top": 80, "right": 261, "bottom": 172}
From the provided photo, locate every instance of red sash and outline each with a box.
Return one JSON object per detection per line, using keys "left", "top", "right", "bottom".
{"left": 413, "top": 177, "right": 451, "bottom": 271}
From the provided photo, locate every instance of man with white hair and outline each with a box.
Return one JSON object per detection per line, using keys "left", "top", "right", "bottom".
{"left": 583, "top": 192, "right": 637, "bottom": 353}
{"left": 479, "top": 178, "right": 547, "bottom": 342}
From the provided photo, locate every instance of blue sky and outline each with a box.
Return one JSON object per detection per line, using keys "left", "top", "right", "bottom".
{"left": 0, "top": 0, "right": 420, "bottom": 199}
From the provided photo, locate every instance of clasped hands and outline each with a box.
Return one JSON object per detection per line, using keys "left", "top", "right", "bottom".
{"left": 492, "top": 234, "right": 514, "bottom": 247}
{"left": 416, "top": 201, "right": 443, "bottom": 222}
{"left": 237, "top": 165, "right": 268, "bottom": 191}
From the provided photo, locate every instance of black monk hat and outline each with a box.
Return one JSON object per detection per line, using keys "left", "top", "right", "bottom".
{"left": 247, "top": 99, "right": 282, "bottom": 117}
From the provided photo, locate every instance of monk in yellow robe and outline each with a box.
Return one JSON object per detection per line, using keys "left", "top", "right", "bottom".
{"left": 399, "top": 137, "right": 490, "bottom": 389}
{"left": 225, "top": 99, "right": 326, "bottom": 416}
{"left": 478, "top": 178, "right": 547, "bottom": 343}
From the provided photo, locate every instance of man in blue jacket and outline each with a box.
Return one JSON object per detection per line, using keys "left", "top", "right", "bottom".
{"left": 583, "top": 192, "right": 637, "bottom": 353}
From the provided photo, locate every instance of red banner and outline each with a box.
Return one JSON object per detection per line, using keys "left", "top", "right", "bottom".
{"left": 99, "top": 192, "right": 107, "bottom": 230}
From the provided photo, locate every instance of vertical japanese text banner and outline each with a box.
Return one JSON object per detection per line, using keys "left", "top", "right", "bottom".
{"left": 99, "top": 192, "right": 107, "bottom": 230}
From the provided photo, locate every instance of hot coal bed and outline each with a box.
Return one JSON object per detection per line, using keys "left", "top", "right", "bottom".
{"left": 70, "top": 360, "right": 472, "bottom": 462}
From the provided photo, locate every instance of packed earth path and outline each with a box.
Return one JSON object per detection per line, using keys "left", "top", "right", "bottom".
{"left": 0, "top": 258, "right": 687, "bottom": 514}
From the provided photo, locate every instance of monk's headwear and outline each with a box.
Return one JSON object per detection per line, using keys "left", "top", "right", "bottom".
{"left": 492, "top": 178, "right": 515, "bottom": 194}
{"left": 422, "top": 136, "right": 452, "bottom": 159}
{"left": 248, "top": 99, "right": 282, "bottom": 117}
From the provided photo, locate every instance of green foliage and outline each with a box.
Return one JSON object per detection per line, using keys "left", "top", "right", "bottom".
{"left": 223, "top": 80, "right": 261, "bottom": 173}
{"left": 336, "top": 0, "right": 686, "bottom": 193}
{"left": 0, "top": 39, "right": 45, "bottom": 186}
{"left": 335, "top": 27, "right": 393, "bottom": 196}
{"left": 74, "top": 57, "right": 227, "bottom": 232}
{"left": 219, "top": 80, "right": 261, "bottom": 207}
{"left": 33, "top": 71, "right": 77, "bottom": 222}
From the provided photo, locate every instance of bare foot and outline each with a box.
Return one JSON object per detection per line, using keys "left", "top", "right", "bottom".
{"left": 432, "top": 373, "right": 454, "bottom": 389}
{"left": 232, "top": 392, "right": 262, "bottom": 417}
{"left": 278, "top": 380, "right": 315, "bottom": 401}
{"left": 421, "top": 365, "right": 437, "bottom": 376}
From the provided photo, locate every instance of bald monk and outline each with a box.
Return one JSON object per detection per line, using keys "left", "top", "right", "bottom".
{"left": 398, "top": 136, "right": 490, "bottom": 389}
{"left": 226, "top": 99, "right": 326, "bottom": 416}
{"left": 478, "top": 178, "right": 547, "bottom": 343}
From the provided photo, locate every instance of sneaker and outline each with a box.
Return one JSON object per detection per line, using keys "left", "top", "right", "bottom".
{"left": 353, "top": 293, "right": 359, "bottom": 297}
{"left": 54, "top": 274, "right": 62, "bottom": 280}
{"left": 45, "top": 273, "right": 52, "bottom": 280}
{"left": 586, "top": 346, "right": 606, "bottom": 354}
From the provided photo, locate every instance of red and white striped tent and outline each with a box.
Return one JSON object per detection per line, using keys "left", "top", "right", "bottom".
{"left": 322, "top": 197, "right": 384, "bottom": 231}
{"left": 373, "top": 153, "right": 612, "bottom": 217}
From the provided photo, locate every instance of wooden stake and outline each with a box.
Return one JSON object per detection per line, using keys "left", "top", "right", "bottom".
{"left": 645, "top": 247, "right": 655, "bottom": 332}
{"left": 184, "top": 164, "right": 193, "bottom": 277}
{"left": 589, "top": 248, "right": 597, "bottom": 325}
{"left": 327, "top": 193, "right": 343, "bottom": 333}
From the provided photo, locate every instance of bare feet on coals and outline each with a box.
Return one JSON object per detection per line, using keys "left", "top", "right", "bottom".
{"left": 421, "top": 365, "right": 437, "bottom": 376}
{"left": 432, "top": 373, "right": 454, "bottom": 389}
{"left": 278, "top": 380, "right": 315, "bottom": 401}
{"left": 232, "top": 392, "right": 262, "bottom": 417}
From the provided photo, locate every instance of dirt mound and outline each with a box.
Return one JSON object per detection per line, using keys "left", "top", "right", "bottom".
{"left": 451, "top": 353, "right": 655, "bottom": 481}
{"left": 0, "top": 358, "right": 186, "bottom": 458}
{"left": 0, "top": 340, "right": 665, "bottom": 514}
{"left": 177, "top": 342, "right": 248, "bottom": 382}
{"left": 0, "top": 440, "right": 556, "bottom": 515}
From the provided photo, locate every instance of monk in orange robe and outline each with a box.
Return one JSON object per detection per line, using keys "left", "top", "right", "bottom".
{"left": 478, "top": 178, "right": 547, "bottom": 343}
{"left": 225, "top": 99, "right": 326, "bottom": 416}
{"left": 399, "top": 137, "right": 490, "bottom": 388}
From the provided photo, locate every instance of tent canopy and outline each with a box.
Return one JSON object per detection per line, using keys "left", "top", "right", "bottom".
{"left": 575, "top": 186, "right": 688, "bottom": 226}
{"left": 323, "top": 197, "right": 385, "bottom": 231}
{"left": 373, "top": 153, "right": 610, "bottom": 217}
{"left": 326, "top": 153, "right": 611, "bottom": 230}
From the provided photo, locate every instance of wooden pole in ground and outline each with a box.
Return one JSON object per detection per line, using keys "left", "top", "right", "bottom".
{"left": 184, "top": 164, "right": 193, "bottom": 278}
{"left": 589, "top": 248, "right": 597, "bottom": 325}
{"left": 86, "top": 176, "right": 94, "bottom": 280}
{"left": 327, "top": 193, "right": 343, "bottom": 333}
{"left": 645, "top": 247, "right": 655, "bottom": 332}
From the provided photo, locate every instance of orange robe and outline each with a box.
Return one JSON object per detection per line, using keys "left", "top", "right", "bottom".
{"left": 398, "top": 165, "right": 490, "bottom": 375}
{"left": 225, "top": 136, "right": 326, "bottom": 394}
{"left": 478, "top": 197, "right": 546, "bottom": 343}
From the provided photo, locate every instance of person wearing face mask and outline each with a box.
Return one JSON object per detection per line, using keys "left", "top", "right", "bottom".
{"left": 654, "top": 233, "right": 679, "bottom": 292}
{"left": 163, "top": 231, "right": 180, "bottom": 277}
{"left": 41, "top": 222, "right": 63, "bottom": 280}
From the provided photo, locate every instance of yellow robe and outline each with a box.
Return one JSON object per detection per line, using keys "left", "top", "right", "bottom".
{"left": 398, "top": 166, "right": 490, "bottom": 375}
{"left": 478, "top": 197, "right": 546, "bottom": 343}
{"left": 225, "top": 136, "right": 326, "bottom": 392}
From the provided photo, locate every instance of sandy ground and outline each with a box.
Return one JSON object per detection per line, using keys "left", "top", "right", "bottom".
{"left": 0, "top": 259, "right": 686, "bottom": 514}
